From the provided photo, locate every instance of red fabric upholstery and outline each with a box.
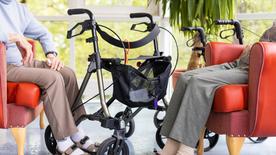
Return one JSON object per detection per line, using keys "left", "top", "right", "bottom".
{"left": 7, "top": 101, "right": 43, "bottom": 127}
{"left": 213, "top": 84, "right": 248, "bottom": 112}
{"left": 172, "top": 69, "right": 186, "bottom": 88}
{"left": 7, "top": 82, "right": 17, "bottom": 103}
{"left": 0, "top": 42, "right": 7, "bottom": 128}
{"left": 206, "top": 42, "right": 276, "bottom": 138}
{"left": 7, "top": 82, "right": 40, "bottom": 109}
{"left": 207, "top": 110, "right": 249, "bottom": 136}
{"left": 205, "top": 42, "right": 244, "bottom": 66}
{"left": 0, "top": 41, "right": 42, "bottom": 128}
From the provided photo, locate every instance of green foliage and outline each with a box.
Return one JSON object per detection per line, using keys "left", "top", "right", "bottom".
{"left": 156, "top": 0, "right": 235, "bottom": 34}
{"left": 23, "top": 0, "right": 67, "bottom": 15}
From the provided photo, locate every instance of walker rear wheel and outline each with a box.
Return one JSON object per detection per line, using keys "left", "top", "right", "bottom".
{"left": 155, "top": 126, "right": 166, "bottom": 148}
{"left": 44, "top": 125, "right": 57, "bottom": 154}
{"left": 248, "top": 137, "right": 268, "bottom": 143}
{"left": 97, "top": 137, "right": 129, "bottom": 155}
{"left": 198, "top": 129, "right": 219, "bottom": 152}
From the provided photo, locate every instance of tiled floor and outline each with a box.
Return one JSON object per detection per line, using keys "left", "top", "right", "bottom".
{"left": 1, "top": 103, "right": 276, "bottom": 155}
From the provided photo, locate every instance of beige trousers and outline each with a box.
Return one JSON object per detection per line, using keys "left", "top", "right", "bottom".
{"left": 7, "top": 60, "right": 86, "bottom": 140}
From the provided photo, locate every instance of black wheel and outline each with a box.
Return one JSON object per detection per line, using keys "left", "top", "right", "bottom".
{"left": 44, "top": 125, "right": 57, "bottom": 154}
{"left": 155, "top": 126, "right": 166, "bottom": 149}
{"left": 196, "top": 129, "right": 219, "bottom": 152}
{"left": 114, "top": 112, "right": 135, "bottom": 138}
{"left": 97, "top": 137, "right": 129, "bottom": 155}
{"left": 248, "top": 137, "right": 268, "bottom": 143}
{"left": 153, "top": 109, "right": 166, "bottom": 128}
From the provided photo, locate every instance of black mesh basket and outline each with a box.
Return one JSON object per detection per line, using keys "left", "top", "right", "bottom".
{"left": 103, "top": 56, "right": 171, "bottom": 108}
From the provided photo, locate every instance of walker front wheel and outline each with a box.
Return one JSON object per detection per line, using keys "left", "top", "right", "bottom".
{"left": 114, "top": 112, "right": 135, "bottom": 138}
{"left": 153, "top": 109, "right": 166, "bottom": 128}
{"left": 44, "top": 125, "right": 57, "bottom": 154}
{"left": 97, "top": 137, "right": 129, "bottom": 155}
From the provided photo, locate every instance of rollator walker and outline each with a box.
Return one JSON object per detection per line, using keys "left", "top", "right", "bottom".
{"left": 44, "top": 9, "right": 173, "bottom": 155}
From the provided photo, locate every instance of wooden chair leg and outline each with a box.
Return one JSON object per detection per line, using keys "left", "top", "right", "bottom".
{"left": 197, "top": 128, "right": 206, "bottom": 155}
{"left": 11, "top": 128, "right": 26, "bottom": 155}
{"left": 226, "top": 136, "right": 245, "bottom": 155}
{"left": 39, "top": 109, "right": 45, "bottom": 129}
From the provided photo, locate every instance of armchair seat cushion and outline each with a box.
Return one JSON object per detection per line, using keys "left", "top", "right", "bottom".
{"left": 7, "top": 82, "right": 40, "bottom": 109}
{"left": 213, "top": 84, "right": 248, "bottom": 112}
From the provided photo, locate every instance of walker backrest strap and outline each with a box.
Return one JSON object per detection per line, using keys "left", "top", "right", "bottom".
{"left": 96, "top": 24, "right": 160, "bottom": 49}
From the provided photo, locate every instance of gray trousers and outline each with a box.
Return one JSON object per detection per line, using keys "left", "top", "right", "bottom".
{"left": 161, "top": 62, "right": 248, "bottom": 148}
{"left": 7, "top": 60, "right": 86, "bottom": 140}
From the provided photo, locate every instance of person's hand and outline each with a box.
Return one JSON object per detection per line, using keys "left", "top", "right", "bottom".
{"left": 8, "top": 34, "right": 33, "bottom": 64}
{"left": 46, "top": 53, "right": 64, "bottom": 71}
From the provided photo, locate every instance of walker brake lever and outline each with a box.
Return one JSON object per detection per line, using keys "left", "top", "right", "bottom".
{"left": 67, "top": 20, "right": 91, "bottom": 39}
{"left": 219, "top": 28, "right": 236, "bottom": 39}
{"left": 130, "top": 22, "right": 152, "bottom": 32}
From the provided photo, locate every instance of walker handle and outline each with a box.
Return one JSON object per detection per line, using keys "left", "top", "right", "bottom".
{"left": 215, "top": 19, "right": 243, "bottom": 44}
{"left": 181, "top": 27, "right": 206, "bottom": 46}
{"left": 68, "top": 8, "right": 94, "bottom": 20}
{"left": 130, "top": 13, "right": 153, "bottom": 24}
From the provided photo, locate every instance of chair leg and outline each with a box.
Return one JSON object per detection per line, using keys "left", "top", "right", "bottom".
{"left": 11, "top": 128, "right": 26, "bottom": 155}
{"left": 197, "top": 128, "right": 206, "bottom": 155}
{"left": 226, "top": 136, "right": 245, "bottom": 155}
{"left": 39, "top": 109, "right": 45, "bottom": 129}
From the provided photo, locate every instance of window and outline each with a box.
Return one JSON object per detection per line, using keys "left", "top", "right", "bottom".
{"left": 236, "top": 0, "right": 276, "bottom": 44}
{"left": 86, "top": 0, "right": 148, "bottom": 7}
{"left": 23, "top": 0, "right": 68, "bottom": 16}
{"left": 241, "top": 20, "right": 274, "bottom": 44}
{"left": 237, "top": 0, "right": 276, "bottom": 13}
{"left": 32, "top": 22, "right": 70, "bottom": 65}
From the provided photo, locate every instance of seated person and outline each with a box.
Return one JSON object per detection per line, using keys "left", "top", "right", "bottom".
{"left": 159, "top": 21, "right": 276, "bottom": 155}
{"left": 0, "top": 0, "right": 97, "bottom": 154}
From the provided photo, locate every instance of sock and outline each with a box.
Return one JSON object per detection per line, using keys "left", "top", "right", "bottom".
{"left": 176, "top": 144, "right": 194, "bottom": 155}
{"left": 57, "top": 136, "right": 84, "bottom": 155}
{"left": 71, "top": 127, "right": 93, "bottom": 149}
{"left": 161, "top": 138, "right": 181, "bottom": 155}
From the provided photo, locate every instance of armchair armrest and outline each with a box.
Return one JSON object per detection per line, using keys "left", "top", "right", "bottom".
{"left": 249, "top": 42, "right": 276, "bottom": 136}
{"left": 0, "top": 42, "right": 7, "bottom": 128}
{"left": 205, "top": 42, "right": 244, "bottom": 66}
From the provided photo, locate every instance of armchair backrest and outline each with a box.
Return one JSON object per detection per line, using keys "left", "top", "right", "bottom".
{"left": 249, "top": 42, "right": 276, "bottom": 136}
{"left": 0, "top": 40, "right": 36, "bottom": 128}
{"left": 0, "top": 42, "right": 7, "bottom": 128}
{"left": 205, "top": 42, "right": 244, "bottom": 66}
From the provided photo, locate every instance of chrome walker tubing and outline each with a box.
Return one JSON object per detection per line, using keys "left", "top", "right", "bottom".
{"left": 91, "top": 16, "right": 111, "bottom": 117}
{"left": 96, "top": 68, "right": 111, "bottom": 117}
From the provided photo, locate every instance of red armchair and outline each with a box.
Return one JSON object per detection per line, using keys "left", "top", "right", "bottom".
{"left": 196, "top": 42, "right": 276, "bottom": 155}
{"left": 0, "top": 42, "right": 44, "bottom": 155}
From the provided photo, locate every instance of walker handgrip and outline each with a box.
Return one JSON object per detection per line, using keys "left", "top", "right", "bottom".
{"left": 215, "top": 19, "right": 243, "bottom": 44}
{"left": 67, "top": 9, "right": 93, "bottom": 20}
{"left": 181, "top": 27, "right": 196, "bottom": 31}
{"left": 181, "top": 27, "right": 206, "bottom": 46}
{"left": 215, "top": 19, "right": 237, "bottom": 25}
{"left": 130, "top": 13, "right": 153, "bottom": 24}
